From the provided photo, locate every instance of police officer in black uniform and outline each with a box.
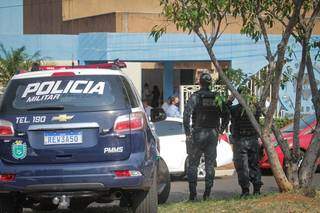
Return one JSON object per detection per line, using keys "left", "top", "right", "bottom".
{"left": 227, "top": 88, "right": 263, "bottom": 197}
{"left": 183, "top": 73, "right": 229, "bottom": 201}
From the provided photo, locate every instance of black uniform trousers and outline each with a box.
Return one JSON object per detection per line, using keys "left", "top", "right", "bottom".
{"left": 233, "top": 136, "right": 262, "bottom": 190}
{"left": 187, "top": 128, "right": 218, "bottom": 190}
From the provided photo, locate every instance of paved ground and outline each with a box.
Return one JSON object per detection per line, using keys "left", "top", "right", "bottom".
{"left": 167, "top": 174, "right": 278, "bottom": 203}
{"left": 23, "top": 173, "right": 320, "bottom": 212}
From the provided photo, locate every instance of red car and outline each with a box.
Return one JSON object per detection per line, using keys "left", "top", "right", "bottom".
{"left": 259, "top": 114, "right": 319, "bottom": 170}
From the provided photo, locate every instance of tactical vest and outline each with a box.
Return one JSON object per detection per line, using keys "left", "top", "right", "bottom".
{"left": 192, "top": 92, "right": 220, "bottom": 129}
{"left": 233, "top": 108, "right": 257, "bottom": 137}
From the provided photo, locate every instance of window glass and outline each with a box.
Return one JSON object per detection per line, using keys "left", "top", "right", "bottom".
{"left": 121, "top": 76, "right": 139, "bottom": 108}
{"left": 0, "top": 75, "right": 131, "bottom": 113}
{"left": 154, "top": 120, "right": 184, "bottom": 136}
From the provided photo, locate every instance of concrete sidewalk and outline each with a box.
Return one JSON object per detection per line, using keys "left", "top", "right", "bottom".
{"left": 215, "top": 163, "right": 235, "bottom": 177}
{"left": 216, "top": 169, "right": 235, "bottom": 177}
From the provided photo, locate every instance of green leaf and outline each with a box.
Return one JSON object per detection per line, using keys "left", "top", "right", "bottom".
{"left": 0, "top": 44, "right": 44, "bottom": 86}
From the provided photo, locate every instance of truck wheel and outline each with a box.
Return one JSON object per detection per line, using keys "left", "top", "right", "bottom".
{"left": 0, "top": 195, "right": 22, "bottom": 213}
{"left": 157, "top": 157, "right": 171, "bottom": 204}
{"left": 132, "top": 169, "right": 158, "bottom": 213}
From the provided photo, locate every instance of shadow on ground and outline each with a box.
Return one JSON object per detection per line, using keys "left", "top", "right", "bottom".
{"left": 24, "top": 205, "right": 130, "bottom": 213}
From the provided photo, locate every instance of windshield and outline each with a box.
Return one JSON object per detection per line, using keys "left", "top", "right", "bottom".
{"left": 154, "top": 120, "right": 185, "bottom": 137}
{"left": 282, "top": 114, "right": 316, "bottom": 133}
{"left": 0, "top": 75, "right": 132, "bottom": 113}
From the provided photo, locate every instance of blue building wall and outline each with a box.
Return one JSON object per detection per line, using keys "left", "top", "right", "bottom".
{"left": 0, "top": 0, "right": 23, "bottom": 35}
{"left": 78, "top": 33, "right": 277, "bottom": 75}
{"left": 0, "top": 34, "right": 78, "bottom": 60}
{"left": 0, "top": 32, "right": 319, "bottom": 115}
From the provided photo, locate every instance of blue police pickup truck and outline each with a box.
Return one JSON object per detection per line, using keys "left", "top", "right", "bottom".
{"left": 0, "top": 64, "right": 170, "bottom": 212}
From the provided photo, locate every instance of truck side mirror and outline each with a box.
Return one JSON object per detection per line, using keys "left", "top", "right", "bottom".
{"left": 151, "top": 108, "right": 166, "bottom": 122}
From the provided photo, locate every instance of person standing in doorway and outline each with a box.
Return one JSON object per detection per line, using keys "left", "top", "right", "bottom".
{"left": 151, "top": 85, "right": 160, "bottom": 108}
{"left": 142, "top": 83, "right": 152, "bottom": 104}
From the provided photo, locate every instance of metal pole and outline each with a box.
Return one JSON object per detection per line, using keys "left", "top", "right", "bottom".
{"left": 180, "top": 85, "right": 184, "bottom": 115}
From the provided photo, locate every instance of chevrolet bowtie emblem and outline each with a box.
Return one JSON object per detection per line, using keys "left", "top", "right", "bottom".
{"left": 52, "top": 114, "right": 74, "bottom": 122}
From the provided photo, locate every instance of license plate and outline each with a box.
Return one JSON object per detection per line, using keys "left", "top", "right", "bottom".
{"left": 44, "top": 131, "right": 83, "bottom": 145}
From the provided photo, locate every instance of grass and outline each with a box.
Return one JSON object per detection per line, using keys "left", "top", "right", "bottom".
{"left": 24, "top": 191, "right": 320, "bottom": 213}
{"left": 158, "top": 191, "right": 320, "bottom": 213}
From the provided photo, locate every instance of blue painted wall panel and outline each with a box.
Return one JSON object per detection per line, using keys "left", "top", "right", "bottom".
{"left": 78, "top": 33, "right": 108, "bottom": 61}
{"left": 78, "top": 33, "right": 288, "bottom": 75}
{"left": 0, "top": 35, "right": 78, "bottom": 60}
{"left": 0, "top": 0, "right": 23, "bottom": 35}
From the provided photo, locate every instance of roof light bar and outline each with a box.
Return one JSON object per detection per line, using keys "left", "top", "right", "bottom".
{"left": 51, "top": 72, "right": 76, "bottom": 77}
{"left": 38, "top": 61, "right": 126, "bottom": 71}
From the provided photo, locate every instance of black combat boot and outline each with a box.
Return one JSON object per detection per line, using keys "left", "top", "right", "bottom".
{"left": 253, "top": 185, "right": 261, "bottom": 195}
{"left": 189, "top": 183, "right": 197, "bottom": 201}
{"left": 240, "top": 187, "right": 250, "bottom": 198}
{"left": 203, "top": 187, "right": 211, "bottom": 201}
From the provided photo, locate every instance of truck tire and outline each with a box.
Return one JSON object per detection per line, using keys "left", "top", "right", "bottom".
{"left": 132, "top": 169, "right": 158, "bottom": 213}
{"left": 157, "top": 157, "right": 170, "bottom": 204}
{"left": 0, "top": 195, "right": 22, "bottom": 213}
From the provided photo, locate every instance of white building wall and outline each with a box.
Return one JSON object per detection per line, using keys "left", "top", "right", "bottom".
{"left": 122, "top": 62, "right": 142, "bottom": 97}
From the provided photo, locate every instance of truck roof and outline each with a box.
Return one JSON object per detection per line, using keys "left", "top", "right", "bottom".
{"left": 12, "top": 68, "right": 125, "bottom": 80}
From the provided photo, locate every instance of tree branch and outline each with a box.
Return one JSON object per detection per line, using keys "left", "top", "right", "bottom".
{"left": 272, "top": 123, "right": 292, "bottom": 162}
{"left": 258, "top": 17, "right": 273, "bottom": 62}
{"left": 209, "top": 12, "right": 225, "bottom": 48}
{"left": 306, "top": 53, "right": 320, "bottom": 121}
{"left": 257, "top": 17, "right": 275, "bottom": 109}
{"left": 264, "top": 1, "right": 303, "bottom": 130}
{"left": 306, "top": 1, "right": 320, "bottom": 33}
{"left": 292, "top": 38, "right": 308, "bottom": 159}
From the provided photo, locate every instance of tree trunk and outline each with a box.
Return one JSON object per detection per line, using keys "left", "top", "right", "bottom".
{"left": 298, "top": 51, "right": 320, "bottom": 188}
{"left": 258, "top": 18, "right": 297, "bottom": 187}
{"left": 292, "top": 39, "right": 307, "bottom": 158}
{"left": 299, "top": 123, "right": 320, "bottom": 188}
{"left": 271, "top": 123, "right": 293, "bottom": 177}
{"left": 253, "top": 3, "right": 302, "bottom": 191}
{"left": 293, "top": 1, "right": 320, "bottom": 190}
{"left": 261, "top": 130, "right": 294, "bottom": 192}
{"left": 288, "top": 39, "right": 308, "bottom": 187}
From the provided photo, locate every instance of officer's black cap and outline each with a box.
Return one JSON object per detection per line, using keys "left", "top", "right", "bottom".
{"left": 199, "top": 73, "right": 212, "bottom": 87}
